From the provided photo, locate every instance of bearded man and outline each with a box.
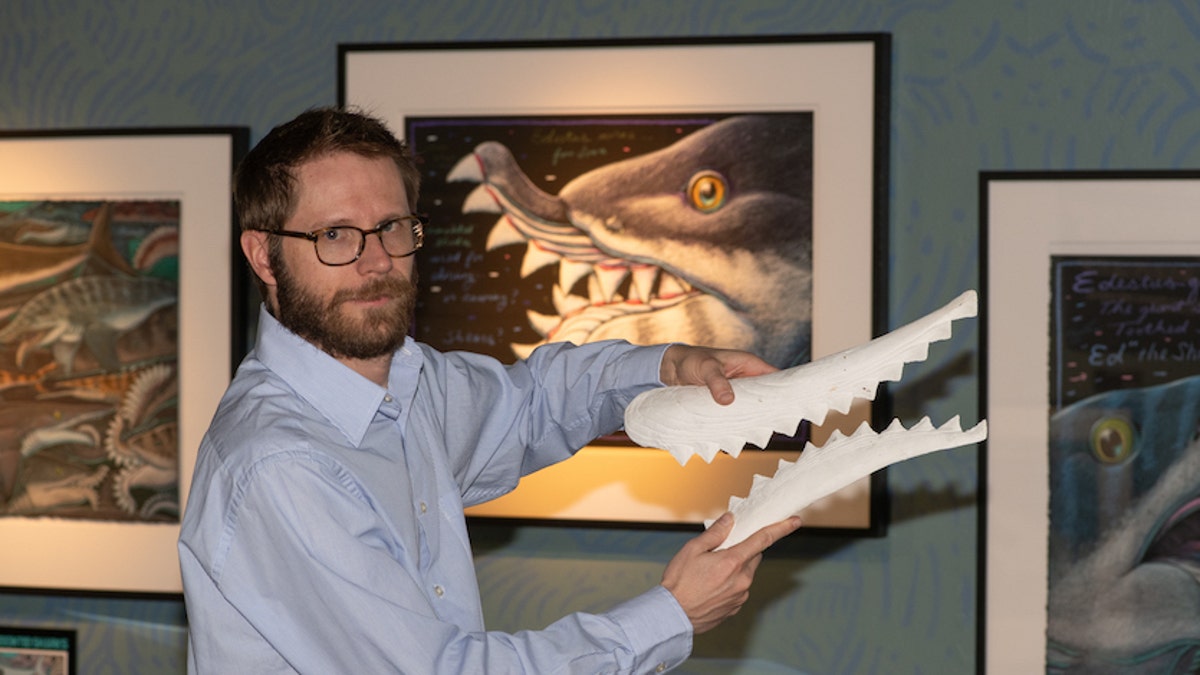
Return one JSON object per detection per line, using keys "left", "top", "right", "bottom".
{"left": 178, "top": 107, "right": 799, "bottom": 674}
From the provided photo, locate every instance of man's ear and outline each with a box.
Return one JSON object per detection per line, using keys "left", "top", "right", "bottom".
{"left": 241, "top": 229, "right": 277, "bottom": 288}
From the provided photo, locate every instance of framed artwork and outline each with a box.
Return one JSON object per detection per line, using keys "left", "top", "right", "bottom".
{"left": 0, "top": 128, "right": 248, "bottom": 595}
{"left": 0, "top": 626, "right": 75, "bottom": 675}
{"left": 981, "top": 171, "right": 1200, "bottom": 672}
{"left": 341, "top": 35, "right": 890, "bottom": 533}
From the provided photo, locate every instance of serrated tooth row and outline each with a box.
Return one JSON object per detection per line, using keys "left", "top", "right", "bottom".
{"left": 479, "top": 208, "right": 695, "bottom": 309}
{"left": 520, "top": 241, "right": 563, "bottom": 277}
{"left": 552, "top": 284, "right": 590, "bottom": 317}
{"left": 526, "top": 310, "right": 560, "bottom": 337}
{"left": 710, "top": 415, "right": 987, "bottom": 549}
{"left": 454, "top": 159, "right": 697, "bottom": 341}
{"left": 594, "top": 264, "right": 629, "bottom": 300}
{"left": 623, "top": 291, "right": 980, "bottom": 465}
{"left": 462, "top": 184, "right": 501, "bottom": 214}
{"left": 630, "top": 265, "right": 658, "bottom": 303}
{"left": 559, "top": 259, "right": 593, "bottom": 290}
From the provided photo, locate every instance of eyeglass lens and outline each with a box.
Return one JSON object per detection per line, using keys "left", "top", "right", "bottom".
{"left": 316, "top": 220, "right": 420, "bottom": 265}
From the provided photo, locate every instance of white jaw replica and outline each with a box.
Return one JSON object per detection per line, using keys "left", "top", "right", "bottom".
{"left": 623, "top": 290, "right": 987, "bottom": 549}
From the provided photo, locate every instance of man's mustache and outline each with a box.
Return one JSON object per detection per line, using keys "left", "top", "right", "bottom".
{"left": 331, "top": 277, "right": 414, "bottom": 305}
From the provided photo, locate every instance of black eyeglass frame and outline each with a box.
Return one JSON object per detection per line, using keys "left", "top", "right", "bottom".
{"left": 258, "top": 214, "right": 426, "bottom": 266}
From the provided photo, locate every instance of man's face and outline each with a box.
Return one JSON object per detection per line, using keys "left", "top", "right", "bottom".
{"left": 269, "top": 151, "right": 418, "bottom": 361}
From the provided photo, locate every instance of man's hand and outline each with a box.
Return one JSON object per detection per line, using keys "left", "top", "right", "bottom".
{"left": 659, "top": 345, "right": 777, "bottom": 405}
{"left": 661, "top": 513, "right": 802, "bottom": 634}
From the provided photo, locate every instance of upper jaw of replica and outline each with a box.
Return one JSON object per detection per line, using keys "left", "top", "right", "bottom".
{"left": 622, "top": 290, "right": 988, "bottom": 549}
{"left": 624, "top": 290, "right": 984, "bottom": 463}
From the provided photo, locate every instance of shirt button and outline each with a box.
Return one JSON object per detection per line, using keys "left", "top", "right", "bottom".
{"left": 655, "top": 663, "right": 667, "bottom": 673}
{"left": 419, "top": 502, "right": 428, "bottom": 513}
{"left": 384, "top": 394, "right": 393, "bottom": 403}
{"left": 433, "top": 585, "right": 444, "bottom": 597}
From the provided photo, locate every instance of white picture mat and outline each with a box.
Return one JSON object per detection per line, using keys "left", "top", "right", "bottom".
{"left": 0, "top": 132, "right": 236, "bottom": 594}
{"left": 344, "top": 39, "right": 881, "bottom": 528}
{"left": 984, "top": 175, "right": 1200, "bottom": 671}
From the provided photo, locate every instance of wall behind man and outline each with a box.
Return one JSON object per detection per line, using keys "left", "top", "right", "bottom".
{"left": 3, "top": 1, "right": 1199, "bottom": 672}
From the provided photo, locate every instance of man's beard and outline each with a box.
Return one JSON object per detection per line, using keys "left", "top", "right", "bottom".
{"left": 273, "top": 260, "right": 417, "bottom": 361}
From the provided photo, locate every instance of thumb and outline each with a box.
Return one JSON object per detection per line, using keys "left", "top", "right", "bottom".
{"left": 699, "top": 512, "right": 734, "bottom": 548}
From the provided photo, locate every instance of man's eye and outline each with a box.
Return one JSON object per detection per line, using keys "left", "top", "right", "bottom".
{"left": 378, "top": 219, "right": 400, "bottom": 233}
{"left": 321, "top": 229, "right": 346, "bottom": 241}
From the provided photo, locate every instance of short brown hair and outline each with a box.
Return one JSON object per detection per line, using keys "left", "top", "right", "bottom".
{"left": 234, "top": 106, "right": 421, "bottom": 235}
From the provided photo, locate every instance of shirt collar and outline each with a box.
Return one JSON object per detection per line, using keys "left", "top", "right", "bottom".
{"left": 254, "top": 305, "right": 421, "bottom": 445}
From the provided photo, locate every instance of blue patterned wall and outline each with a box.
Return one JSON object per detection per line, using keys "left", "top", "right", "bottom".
{"left": 3, "top": 1, "right": 1199, "bottom": 672}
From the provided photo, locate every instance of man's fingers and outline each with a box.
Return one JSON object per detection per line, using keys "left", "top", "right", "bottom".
{"left": 694, "top": 512, "right": 734, "bottom": 549}
{"left": 705, "top": 369, "right": 735, "bottom": 405}
{"left": 729, "top": 516, "right": 802, "bottom": 557}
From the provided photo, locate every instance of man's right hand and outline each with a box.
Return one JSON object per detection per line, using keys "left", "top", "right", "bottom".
{"left": 660, "top": 512, "right": 802, "bottom": 634}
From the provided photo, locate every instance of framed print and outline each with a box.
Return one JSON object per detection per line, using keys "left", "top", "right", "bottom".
{"left": 0, "top": 127, "right": 248, "bottom": 595}
{"left": 981, "top": 171, "right": 1200, "bottom": 672}
{"left": 341, "top": 35, "right": 889, "bottom": 533}
{"left": 0, "top": 626, "right": 75, "bottom": 675}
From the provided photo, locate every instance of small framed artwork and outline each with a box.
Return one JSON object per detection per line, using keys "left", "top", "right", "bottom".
{"left": 981, "top": 171, "right": 1200, "bottom": 671}
{"left": 0, "top": 625, "right": 76, "bottom": 675}
{"left": 341, "top": 35, "right": 890, "bottom": 533}
{"left": 0, "top": 127, "right": 248, "bottom": 594}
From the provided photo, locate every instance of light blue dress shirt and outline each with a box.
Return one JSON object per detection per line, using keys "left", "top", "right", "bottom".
{"left": 178, "top": 307, "right": 693, "bottom": 673}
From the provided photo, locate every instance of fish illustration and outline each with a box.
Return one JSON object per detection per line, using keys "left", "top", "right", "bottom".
{"left": 34, "top": 367, "right": 144, "bottom": 403}
{"left": 5, "top": 465, "right": 110, "bottom": 514}
{"left": 0, "top": 274, "right": 177, "bottom": 374}
{"left": 624, "top": 290, "right": 986, "bottom": 549}
{"left": 18, "top": 414, "right": 105, "bottom": 458}
{"left": 448, "top": 114, "right": 813, "bottom": 367}
{"left": 1045, "top": 377, "right": 1200, "bottom": 671}
{"left": 0, "top": 362, "right": 56, "bottom": 397}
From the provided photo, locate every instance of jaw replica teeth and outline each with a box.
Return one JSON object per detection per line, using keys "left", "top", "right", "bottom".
{"left": 621, "top": 290, "right": 987, "bottom": 549}
{"left": 710, "top": 416, "right": 986, "bottom": 549}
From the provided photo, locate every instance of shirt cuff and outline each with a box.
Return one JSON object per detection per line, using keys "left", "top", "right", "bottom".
{"left": 607, "top": 584, "right": 693, "bottom": 673}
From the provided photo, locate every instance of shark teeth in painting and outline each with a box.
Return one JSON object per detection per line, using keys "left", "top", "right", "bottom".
{"left": 709, "top": 416, "right": 987, "bottom": 549}
{"left": 623, "top": 290, "right": 980, "bottom": 464}
{"left": 448, "top": 153, "right": 700, "bottom": 353}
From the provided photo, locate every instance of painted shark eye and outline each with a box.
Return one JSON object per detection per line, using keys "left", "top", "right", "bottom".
{"left": 1089, "top": 415, "right": 1137, "bottom": 464}
{"left": 686, "top": 171, "right": 727, "bottom": 213}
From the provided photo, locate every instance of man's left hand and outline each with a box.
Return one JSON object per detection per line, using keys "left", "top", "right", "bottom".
{"left": 659, "top": 345, "right": 777, "bottom": 405}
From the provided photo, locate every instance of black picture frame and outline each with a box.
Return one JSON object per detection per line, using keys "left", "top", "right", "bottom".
{"left": 0, "top": 127, "right": 248, "bottom": 595}
{"left": 0, "top": 625, "right": 76, "bottom": 675}
{"left": 979, "top": 169, "right": 1200, "bottom": 671}
{"left": 340, "top": 35, "right": 891, "bottom": 535}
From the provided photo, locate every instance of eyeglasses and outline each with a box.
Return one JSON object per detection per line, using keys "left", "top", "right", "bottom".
{"left": 261, "top": 215, "right": 426, "bottom": 266}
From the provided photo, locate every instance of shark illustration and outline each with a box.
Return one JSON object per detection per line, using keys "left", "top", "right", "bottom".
{"left": 448, "top": 114, "right": 813, "bottom": 367}
{"left": 1045, "top": 378, "right": 1200, "bottom": 671}
{"left": 0, "top": 274, "right": 177, "bottom": 375}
